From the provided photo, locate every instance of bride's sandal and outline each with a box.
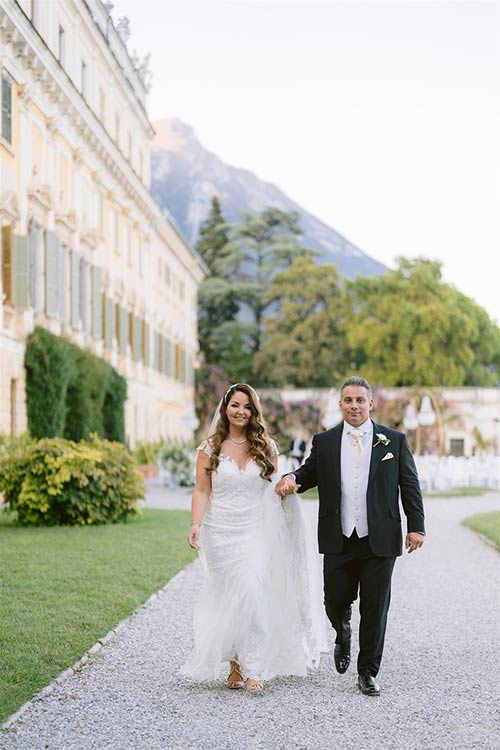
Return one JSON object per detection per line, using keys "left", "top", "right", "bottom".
{"left": 227, "top": 660, "right": 244, "bottom": 689}
{"left": 246, "top": 677, "right": 264, "bottom": 694}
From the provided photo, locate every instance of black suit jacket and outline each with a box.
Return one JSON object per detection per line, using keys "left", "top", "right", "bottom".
{"left": 293, "top": 420, "right": 425, "bottom": 557}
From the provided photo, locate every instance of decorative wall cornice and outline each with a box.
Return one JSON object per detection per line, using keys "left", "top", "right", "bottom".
{"left": 0, "top": 3, "right": 157, "bottom": 224}
{"left": 0, "top": 191, "right": 20, "bottom": 223}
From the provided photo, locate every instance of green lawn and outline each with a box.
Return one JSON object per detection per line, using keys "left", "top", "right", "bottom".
{"left": 424, "top": 486, "right": 495, "bottom": 498}
{"left": 299, "top": 486, "right": 496, "bottom": 501}
{"left": 0, "top": 509, "right": 195, "bottom": 723}
{"left": 462, "top": 511, "right": 500, "bottom": 548}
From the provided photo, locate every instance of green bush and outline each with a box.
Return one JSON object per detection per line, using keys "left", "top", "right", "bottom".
{"left": 24, "top": 327, "right": 126, "bottom": 443}
{"left": 24, "top": 327, "right": 76, "bottom": 438}
{"left": 0, "top": 432, "right": 33, "bottom": 450}
{"left": 0, "top": 435, "right": 144, "bottom": 526}
{"left": 133, "top": 440, "right": 163, "bottom": 465}
{"left": 157, "top": 441, "right": 195, "bottom": 486}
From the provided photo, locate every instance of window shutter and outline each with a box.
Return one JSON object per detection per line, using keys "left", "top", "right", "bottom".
{"left": 169, "top": 340, "right": 175, "bottom": 378}
{"left": 2, "top": 225, "right": 13, "bottom": 305}
{"left": 160, "top": 335, "right": 167, "bottom": 375}
{"left": 13, "top": 235, "right": 29, "bottom": 311}
{"left": 133, "top": 315, "right": 141, "bottom": 361}
{"left": 143, "top": 322, "right": 150, "bottom": 365}
{"left": 186, "top": 351, "right": 193, "bottom": 386}
{"left": 119, "top": 306, "right": 128, "bottom": 356}
{"left": 79, "top": 258, "right": 88, "bottom": 330}
{"left": 1, "top": 74, "right": 12, "bottom": 144}
{"left": 44, "top": 230, "right": 59, "bottom": 317}
{"left": 28, "top": 226, "right": 37, "bottom": 311}
{"left": 153, "top": 331, "right": 159, "bottom": 370}
{"left": 104, "top": 297, "right": 114, "bottom": 350}
{"left": 179, "top": 347, "right": 186, "bottom": 383}
{"left": 157, "top": 335, "right": 163, "bottom": 373}
{"left": 91, "top": 266, "right": 102, "bottom": 339}
{"left": 70, "top": 250, "right": 79, "bottom": 328}
{"left": 58, "top": 246, "right": 67, "bottom": 324}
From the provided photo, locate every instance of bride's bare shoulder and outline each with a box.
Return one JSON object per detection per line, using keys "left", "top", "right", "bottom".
{"left": 197, "top": 438, "right": 213, "bottom": 457}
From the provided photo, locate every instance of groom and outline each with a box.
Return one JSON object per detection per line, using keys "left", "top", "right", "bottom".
{"left": 276, "top": 376, "right": 425, "bottom": 696}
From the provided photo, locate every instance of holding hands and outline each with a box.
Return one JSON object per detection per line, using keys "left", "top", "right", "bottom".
{"left": 275, "top": 474, "right": 301, "bottom": 498}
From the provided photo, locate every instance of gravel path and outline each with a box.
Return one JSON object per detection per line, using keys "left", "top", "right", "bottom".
{"left": 1, "top": 494, "right": 499, "bottom": 750}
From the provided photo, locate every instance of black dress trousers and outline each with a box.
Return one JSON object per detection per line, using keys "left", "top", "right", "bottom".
{"left": 323, "top": 530, "right": 396, "bottom": 677}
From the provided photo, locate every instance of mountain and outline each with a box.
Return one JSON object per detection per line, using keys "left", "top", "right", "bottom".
{"left": 151, "top": 118, "right": 387, "bottom": 278}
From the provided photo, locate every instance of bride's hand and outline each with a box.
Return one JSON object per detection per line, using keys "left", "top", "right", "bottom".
{"left": 188, "top": 524, "right": 200, "bottom": 550}
{"left": 275, "top": 475, "right": 300, "bottom": 497}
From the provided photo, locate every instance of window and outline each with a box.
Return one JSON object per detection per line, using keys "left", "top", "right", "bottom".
{"left": 58, "top": 26, "right": 66, "bottom": 66}
{"left": 81, "top": 61, "right": 87, "bottom": 99}
{"left": 450, "top": 439, "right": 465, "bottom": 457}
{"left": 1, "top": 71, "right": 13, "bottom": 144}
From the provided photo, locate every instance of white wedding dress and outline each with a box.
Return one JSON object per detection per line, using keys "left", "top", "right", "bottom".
{"left": 180, "top": 441, "right": 328, "bottom": 682}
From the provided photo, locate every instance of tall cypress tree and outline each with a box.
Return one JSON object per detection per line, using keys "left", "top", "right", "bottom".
{"left": 195, "top": 196, "right": 240, "bottom": 365}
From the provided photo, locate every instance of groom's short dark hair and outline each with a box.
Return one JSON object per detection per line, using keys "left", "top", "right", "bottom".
{"left": 340, "top": 376, "right": 372, "bottom": 399}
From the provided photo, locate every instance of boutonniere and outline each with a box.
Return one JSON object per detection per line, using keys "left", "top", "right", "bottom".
{"left": 373, "top": 433, "right": 391, "bottom": 447}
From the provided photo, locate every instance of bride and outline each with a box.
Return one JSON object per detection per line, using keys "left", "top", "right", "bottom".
{"left": 181, "top": 383, "right": 328, "bottom": 693}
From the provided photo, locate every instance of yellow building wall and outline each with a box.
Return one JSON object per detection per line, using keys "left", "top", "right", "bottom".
{"left": 0, "top": 0, "right": 204, "bottom": 444}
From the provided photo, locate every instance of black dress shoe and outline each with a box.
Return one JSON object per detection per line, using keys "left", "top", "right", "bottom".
{"left": 357, "top": 673, "right": 380, "bottom": 696}
{"left": 334, "top": 640, "right": 351, "bottom": 674}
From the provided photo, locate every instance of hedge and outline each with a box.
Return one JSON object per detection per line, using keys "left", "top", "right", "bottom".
{"left": 24, "top": 327, "right": 126, "bottom": 443}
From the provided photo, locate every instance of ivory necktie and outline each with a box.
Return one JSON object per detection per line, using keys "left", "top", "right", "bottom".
{"left": 349, "top": 428, "right": 364, "bottom": 453}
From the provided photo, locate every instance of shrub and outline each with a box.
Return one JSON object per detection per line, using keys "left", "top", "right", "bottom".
{"left": 24, "top": 327, "right": 76, "bottom": 438}
{"left": 0, "top": 435, "right": 144, "bottom": 526}
{"left": 133, "top": 440, "right": 163, "bottom": 466}
{"left": 157, "top": 442, "right": 195, "bottom": 486}
{"left": 24, "top": 327, "right": 127, "bottom": 443}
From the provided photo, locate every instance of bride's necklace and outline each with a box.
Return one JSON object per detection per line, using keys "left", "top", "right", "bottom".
{"left": 227, "top": 435, "right": 248, "bottom": 445}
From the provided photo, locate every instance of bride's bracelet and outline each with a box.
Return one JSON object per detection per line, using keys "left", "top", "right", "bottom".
{"left": 190, "top": 521, "right": 201, "bottom": 526}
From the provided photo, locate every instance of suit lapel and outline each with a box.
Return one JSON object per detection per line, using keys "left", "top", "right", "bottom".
{"left": 368, "top": 420, "right": 386, "bottom": 485}
{"left": 330, "top": 422, "right": 344, "bottom": 488}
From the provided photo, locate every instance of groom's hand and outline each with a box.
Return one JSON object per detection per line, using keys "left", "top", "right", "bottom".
{"left": 275, "top": 474, "right": 301, "bottom": 497}
{"left": 405, "top": 532, "right": 425, "bottom": 553}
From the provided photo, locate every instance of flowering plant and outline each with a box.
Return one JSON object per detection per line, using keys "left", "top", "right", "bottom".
{"left": 373, "top": 433, "right": 390, "bottom": 447}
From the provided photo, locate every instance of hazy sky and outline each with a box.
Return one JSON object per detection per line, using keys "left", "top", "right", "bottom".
{"left": 112, "top": 0, "right": 500, "bottom": 323}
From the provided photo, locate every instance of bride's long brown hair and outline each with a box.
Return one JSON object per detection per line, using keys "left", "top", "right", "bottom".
{"left": 206, "top": 384, "right": 277, "bottom": 481}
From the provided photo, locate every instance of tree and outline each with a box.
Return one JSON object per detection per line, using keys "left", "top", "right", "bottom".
{"left": 195, "top": 196, "right": 229, "bottom": 274}
{"left": 195, "top": 196, "right": 240, "bottom": 366}
{"left": 196, "top": 203, "right": 316, "bottom": 384}
{"left": 254, "top": 256, "right": 349, "bottom": 386}
{"left": 344, "top": 257, "right": 500, "bottom": 386}
{"left": 223, "top": 207, "right": 316, "bottom": 361}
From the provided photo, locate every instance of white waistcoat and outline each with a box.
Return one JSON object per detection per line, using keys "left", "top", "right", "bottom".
{"left": 340, "top": 420, "right": 373, "bottom": 538}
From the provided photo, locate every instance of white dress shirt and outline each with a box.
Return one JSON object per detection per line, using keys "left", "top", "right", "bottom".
{"left": 340, "top": 419, "right": 373, "bottom": 539}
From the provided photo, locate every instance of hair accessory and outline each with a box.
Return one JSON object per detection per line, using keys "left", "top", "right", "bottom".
{"left": 223, "top": 383, "right": 241, "bottom": 403}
